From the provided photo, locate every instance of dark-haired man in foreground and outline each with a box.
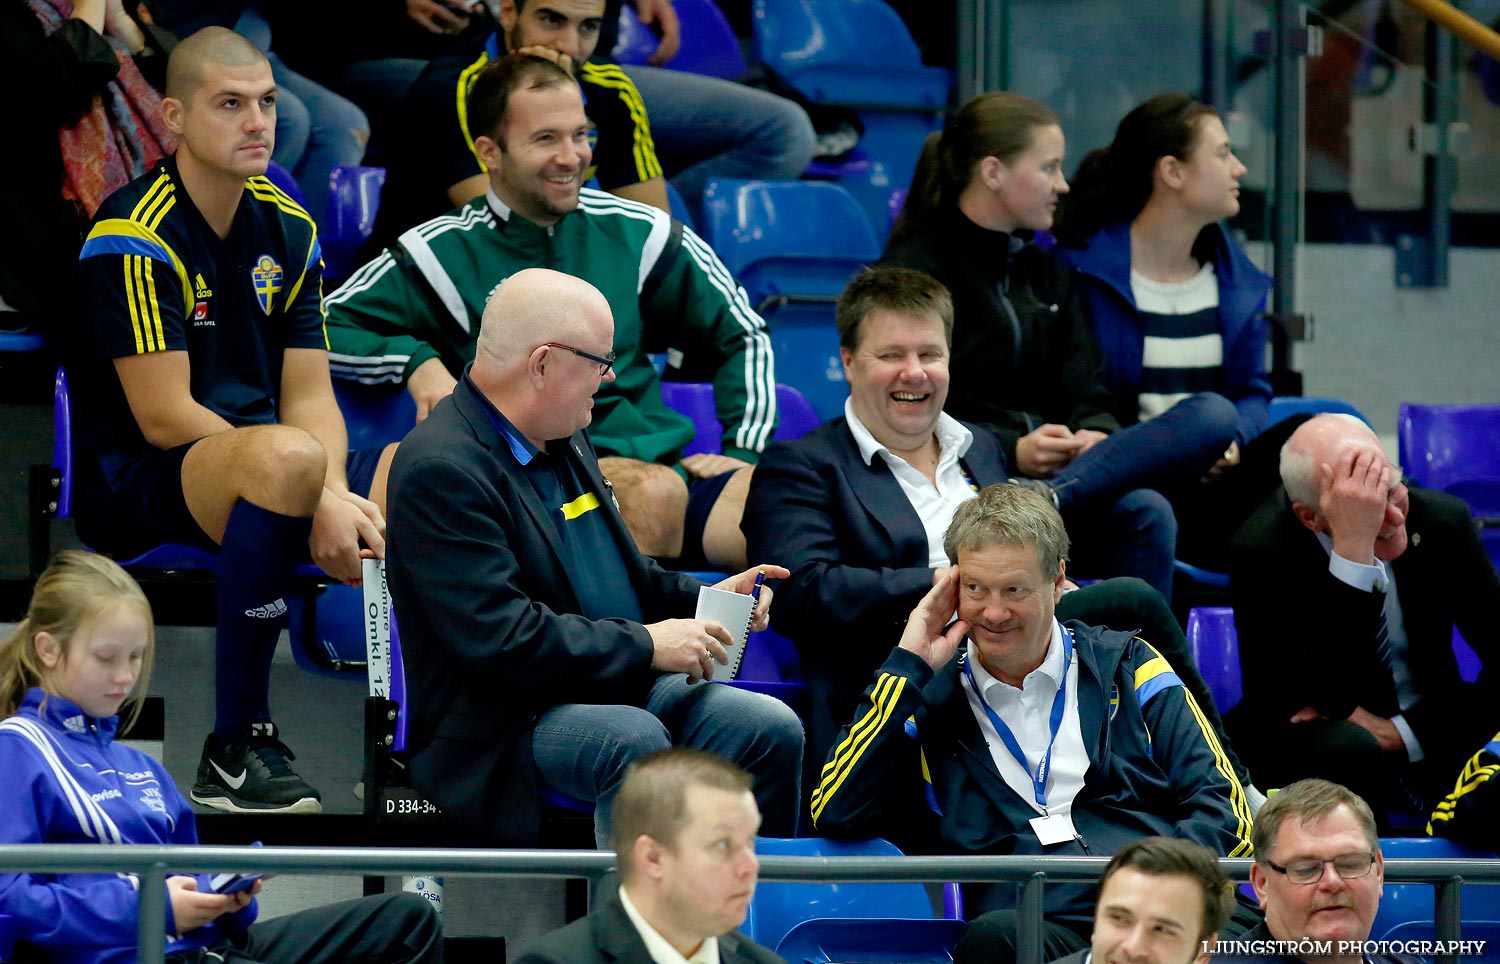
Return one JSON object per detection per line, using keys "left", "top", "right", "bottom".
{"left": 1050, "top": 836, "right": 1234, "bottom": 964}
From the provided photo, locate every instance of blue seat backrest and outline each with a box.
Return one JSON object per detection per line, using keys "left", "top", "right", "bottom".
{"left": 1186, "top": 606, "right": 1242, "bottom": 713}
{"left": 659, "top": 382, "right": 827, "bottom": 457}
{"left": 1399, "top": 403, "right": 1500, "bottom": 495}
{"left": 616, "top": 0, "right": 745, "bottom": 79}
{"left": 0, "top": 912, "right": 13, "bottom": 964}
{"left": 752, "top": 0, "right": 949, "bottom": 108}
{"left": 743, "top": 838, "right": 939, "bottom": 949}
{"left": 263, "top": 160, "right": 308, "bottom": 209}
{"left": 1266, "top": 396, "right": 1370, "bottom": 428}
{"left": 324, "top": 165, "right": 387, "bottom": 281}
{"left": 1370, "top": 837, "right": 1500, "bottom": 945}
{"left": 331, "top": 378, "right": 418, "bottom": 451}
{"left": 701, "top": 179, "right": 879, "bottom": 304}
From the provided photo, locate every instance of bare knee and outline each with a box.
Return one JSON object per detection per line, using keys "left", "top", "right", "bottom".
{"left": 225, "top": 425, "right": 327, "bottom": 512}
{"left": 601, "top": 457, "right": 688, "bottom": 558}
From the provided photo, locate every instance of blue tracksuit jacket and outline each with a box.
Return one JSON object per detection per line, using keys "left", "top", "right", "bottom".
{"left": 0, "top": 689, "right": 257, "bottom": 964}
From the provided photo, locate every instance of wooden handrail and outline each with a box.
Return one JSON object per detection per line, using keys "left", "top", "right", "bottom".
{"left": 1395, "top": 0, "right": 1500, "bottom": 59}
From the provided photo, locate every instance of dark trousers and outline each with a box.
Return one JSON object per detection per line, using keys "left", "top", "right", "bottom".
{"left": 1229, "top": 686, "right": 1500, "bottom": 825}
{"left": 213, "top": 893, "right": 443, "bottom": 964}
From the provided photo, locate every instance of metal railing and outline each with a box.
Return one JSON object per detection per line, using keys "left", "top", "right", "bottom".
{"left": 4, "top": 845, "right": 1500, "bottom": 964}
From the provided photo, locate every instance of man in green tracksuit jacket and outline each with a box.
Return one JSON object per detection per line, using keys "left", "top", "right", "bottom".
{"left": 324, "top": 54, "right": 776, "bottom": 570}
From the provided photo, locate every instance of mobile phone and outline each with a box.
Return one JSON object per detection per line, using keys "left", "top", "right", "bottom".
{"left": 209, "top": 872, "right": 265, "bottom": 895}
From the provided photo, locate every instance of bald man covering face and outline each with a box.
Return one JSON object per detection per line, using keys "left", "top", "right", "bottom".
{"left": 1227, "top": 413, "right": 1500, "bottom": 823}
{"left": 384, "top": 268, "right": 802, "bottom": 849}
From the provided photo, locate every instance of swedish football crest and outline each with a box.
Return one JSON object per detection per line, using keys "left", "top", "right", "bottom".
{"left": 251, "top": 254, "right": 283, "bottom": 315}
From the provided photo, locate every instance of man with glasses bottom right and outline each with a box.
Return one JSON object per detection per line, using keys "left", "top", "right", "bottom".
{"left": 1216, "top": 779, "right": 1419, "bottom": 964}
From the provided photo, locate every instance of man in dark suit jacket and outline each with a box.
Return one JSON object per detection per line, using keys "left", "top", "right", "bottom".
{"left": 1213, "top": 779, "right": 1420, "bottom": 964}
{"left": 385, "top": 268, "right": 801, "bottom": 848}
{"left": 515, "top": 748, "right": 785, "bottom": 964}
{"left": 1229, "top": 413, "right": 1500, "bottom": 818}
{"left": 740, "top": 267, "right": 1245, "bottom": 790}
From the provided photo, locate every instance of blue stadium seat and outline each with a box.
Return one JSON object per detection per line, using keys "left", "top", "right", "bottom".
{"left": 615, "top": 0, "right": 745, "bottom": 79}
{"left": 330, "top": 378, "right": 417, "bottom": 452}
{"left": 777, "top": 918, "right": 967, "bottom": 964}
{"left": 1175, "top": 559, "right": 1230, "bottom": 590}
{"left": 1186, "top": 606, "right": 1242, "bottom": 713}
{"left": 744, "top": 837, "right": 963, "bottom": 957}
{"left": 263, "top": 160, "right": 308, "bottom": 209}
{"left": 702, "top": 179, "right": 878, "bottom": 419}
{"left": 660, "top": 381, "right": 822, "bottom": 456}
{"left": 323, "top": 165, "right": 387, "bottom": 283}
{"left": 1399, "top": 402, "right": 1500, "bottom": 498}
{"left": 1266, "top": 395, "right": 1370, "bottom": 427}
{"left": 0, "top": 913, "right": 13, "bottom": 964}
{"left": 752, "top": 0, "right": 949, "bottom": 229}
{"left": 1400, "top": 402, "right": 1500, "bottom": 572}
{"left": 753, "top": 0, "right": 948, "bottom": 108}
{"left": 1370, "top": 837, "right": 1500, "bottom": 946}
{"left": 0, "top": 332, "right": 43, "bottom": 353}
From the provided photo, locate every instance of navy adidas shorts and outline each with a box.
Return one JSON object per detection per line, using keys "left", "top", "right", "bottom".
{"left": 76, "top": 442, "right": 383, "bottom": 559}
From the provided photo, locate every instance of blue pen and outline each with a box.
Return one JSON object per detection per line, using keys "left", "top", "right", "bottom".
{"left": 750, "top": 568, "right": 767, "bottom": 605}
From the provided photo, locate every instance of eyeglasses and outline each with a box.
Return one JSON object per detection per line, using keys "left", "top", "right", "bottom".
{"left": 1263, "top": 852, "right": 1376, "bottom": 885}
{"left": 543, "top": 342, "right": 616, "bottom": 376}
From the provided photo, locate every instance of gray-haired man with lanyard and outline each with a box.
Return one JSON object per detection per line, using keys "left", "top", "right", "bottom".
{"left": 809, "top": 483, "right": 1258, "bottom": 964}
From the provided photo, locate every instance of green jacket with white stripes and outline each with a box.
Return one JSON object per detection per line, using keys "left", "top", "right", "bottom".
{"left": 323, "top": 187, "right": 777, "bottom": 464}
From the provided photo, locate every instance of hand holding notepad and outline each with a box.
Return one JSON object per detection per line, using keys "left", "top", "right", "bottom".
{"left": 694, "top": 584, "right": 758, "bottom": 681}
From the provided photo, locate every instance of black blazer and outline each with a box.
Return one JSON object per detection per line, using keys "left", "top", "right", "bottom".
{"left": 741, "top": 416, "right": 1009, "bottom": 761}
{"left": 513, "top": 894, "right": 786, "bottom": 964}
{"left": 1230, "top": 485, "right": 1500, "bottom": 774}
{"left": 386, "top": 376, "right": 702, "bottom": 844}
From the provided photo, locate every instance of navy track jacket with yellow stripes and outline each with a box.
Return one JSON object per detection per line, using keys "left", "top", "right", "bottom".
{"left": 810, "top": 620, "right": 1254, "bottom": 922}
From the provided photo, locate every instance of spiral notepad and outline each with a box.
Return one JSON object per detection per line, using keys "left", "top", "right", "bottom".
{"left": 694, "top": 585, "right": 756, "bottom": 680}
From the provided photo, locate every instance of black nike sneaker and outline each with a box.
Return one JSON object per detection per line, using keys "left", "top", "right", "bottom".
{"left": 190, "top": 722, "right": 323, "bottom": 814}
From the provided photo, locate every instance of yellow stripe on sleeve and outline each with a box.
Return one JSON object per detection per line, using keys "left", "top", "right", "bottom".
{"left": 124, "top": 256, "right": 145, "bottom": 354}
{"left": 1133, "top": 655, "right": 1173, "bottom": 692}
{"left": 811, "top": 673, "right": 906, "bottom": 825}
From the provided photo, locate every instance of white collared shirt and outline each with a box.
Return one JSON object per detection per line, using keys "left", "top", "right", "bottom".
{"left": 1314, "top": 531, "right": 1422, "bottom": 762}
{"left": 618, "top": 886, "right": 721, "bottom": 964}
{"left": 961, "top": 619, "right": 1090, "bottom": 815}
{"left": 845, "top": 398, "right": 977, "bottom": 568}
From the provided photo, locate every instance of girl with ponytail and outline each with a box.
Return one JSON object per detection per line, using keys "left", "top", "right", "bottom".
{"left": 1055, "top": 93, "right": 1291, "bottom": 566}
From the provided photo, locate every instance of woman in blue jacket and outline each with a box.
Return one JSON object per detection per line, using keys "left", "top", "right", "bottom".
{"left": 0, "top": 551, "right": 441, "bottom": 964}
{"left": 1055, "top": 93, "right": 1291, "bottom": 566}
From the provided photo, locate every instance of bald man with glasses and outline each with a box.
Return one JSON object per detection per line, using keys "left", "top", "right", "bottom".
{"left": 384, "top": 268, "right": 801, "bottom": 850}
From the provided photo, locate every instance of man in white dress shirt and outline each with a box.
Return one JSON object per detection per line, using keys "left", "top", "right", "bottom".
{"left": 514, "top": 748, "right": 785, "bottom": 964}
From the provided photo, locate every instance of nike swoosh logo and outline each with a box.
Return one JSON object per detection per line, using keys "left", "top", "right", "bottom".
{"left": 210, "top": 759, "right": 247, "bottom": 790}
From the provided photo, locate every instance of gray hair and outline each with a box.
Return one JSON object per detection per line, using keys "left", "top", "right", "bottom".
{"left": 943, "top": 484, "right": 1069, "bottom": 576}
{"left": 1252, "top": 778, "right": 1380, "bottom": 859}
{"left": 1279, "top": 413, "right": 1371, "bottom": 508}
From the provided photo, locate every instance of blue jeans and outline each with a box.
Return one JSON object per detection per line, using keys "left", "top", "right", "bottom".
{"left": 1051, "top": 393, "right": 1242, "bottom": 593}
{"left": 621, "top": 64, "right": 816, "bottom": 224}
{"left": 531, "top": 673, "right": 804, "bottom": 846}
{"left": 1052, "top": 393, "right": 1240, "bottom": 512}
{"left": 235, "top": 5, "right": 369, "bottom": 231}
